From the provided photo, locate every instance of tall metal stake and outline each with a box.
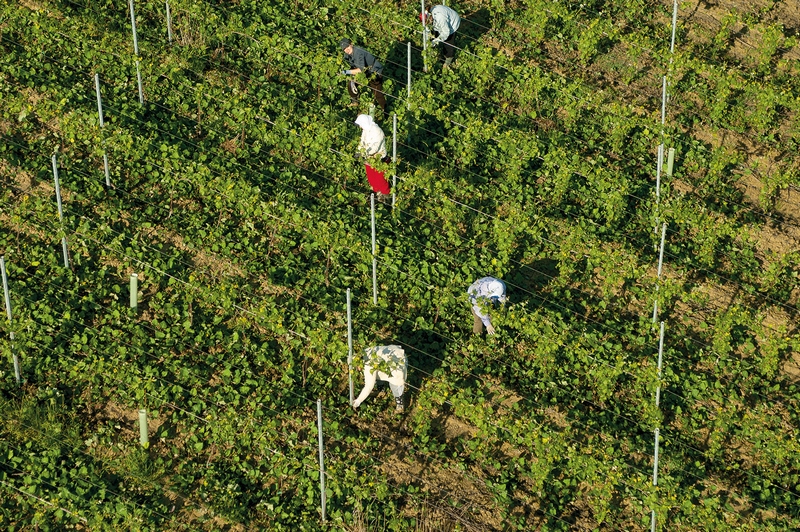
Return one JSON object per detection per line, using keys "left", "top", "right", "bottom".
{"left": 421, "top": 0, "right": 428, "bottom": 73}
{"left": 347, "top": 288, "right": 353, "bottom": 406}
{"left": 670, "top": 0, "right": 678, "bottom": 55}
{"left": 129, "top": 0, "right": 144, "bottom": 104}
{"left": 316, "top": 399, "right": 327, "bottom": 522}
{"left": 96, "top": 74, "right": 112, "bottom": 188}
{"left": 407, "top": 42, "right": 411, "bottom": 109}
{"left": 1, "top": 257, "right": 20, "bottom": 385}
{"left": 371, "top": 194, "right": 377, "bottom": 305}
{"left": 650, "top": 427, "right": 660, "bottom": 532}
{"left": 94, "top": 73, "right": 105, "bottom": 127}
{"left": 392, "top": 113, "right": 397, "bottom": 208}
{"left": 656, "top": 144, "right": 664, "bottom": 201}
{"left": 166, "top": 1, "right": 174, "bottom": 43}
{"left": 655, "top": 321, "right": 665, "bottom": 407}
{"left": 52, "top": 155, "right": 70, "bottom": 269}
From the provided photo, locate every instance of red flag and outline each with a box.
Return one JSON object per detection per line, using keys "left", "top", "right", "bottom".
{"left": 365, "top": 164, "right": 391, "bottom": 195}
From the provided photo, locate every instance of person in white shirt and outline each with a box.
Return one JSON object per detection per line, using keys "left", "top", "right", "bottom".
{"left": 467, "top": 277, "right": 507, "bottom": 335}
{"left": 421, "top": 5, "right": 461, "bottom": 67}
{"left": 353, "top": 345, "right": 407, "bottom": 413}
{"left": 354, "top": 114, "right": 391, "bottom": 194}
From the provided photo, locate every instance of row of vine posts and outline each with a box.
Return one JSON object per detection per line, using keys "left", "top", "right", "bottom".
{"left": 651, "top": 1, "right": 679, "bottom": 530}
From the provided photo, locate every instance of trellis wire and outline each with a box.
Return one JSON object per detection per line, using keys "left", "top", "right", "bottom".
{"left": 1, "top": 256, "right": 20, "bottom": 385}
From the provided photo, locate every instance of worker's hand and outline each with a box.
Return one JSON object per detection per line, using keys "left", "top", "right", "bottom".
{"left": 485, "top": 323, "right": 496, "bottom": 335}
{"left": 432, "top": 38, "right": 442, "bottom": 46}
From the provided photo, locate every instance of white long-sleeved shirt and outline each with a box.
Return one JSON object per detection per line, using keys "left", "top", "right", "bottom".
{"left": 355, "top": 114, "right": 387, "bottom": 159}
{"left": 430, "top": 5, "right": 460, "bottom": 43}
{"left": 468, "top": 277, "right": 507, "bottom": 326}
{"left": 353, "top": 345, "right": 407, "bottom": 408}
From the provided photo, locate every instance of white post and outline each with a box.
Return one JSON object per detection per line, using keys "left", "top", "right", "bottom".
{"left": 407, "top": 42, "right": 411, "bottom": 109}
{"left": 138, "top": 409, "right": 149, "bottom": 447}
{"left": 372, "top": 258, "right": 377, "bottom": 305}
{"left": 657, "top": 223, "right": 667, "bottom": 279}
{"left": 370, "top": 193, "right": 376, "bottom": 256}
{"left": 660, "top": 76, "right": 667, "bottom": 127}
{"left": 347, "top": 289, "right": 353, "bottom": 406}
{"left": 421, "top": 0, "right": 428, "bottom": 73}
{"left": 103, "top": 153, "right": 111, "bottom": 188}
{"left": 166, "top": 1, "right": 174, "bottom": 44}
{"left": 130, "top": 273, "right": 138, "bottom": 310}
{"left": 94, "top": 73, "right": 104, "bottom": 127}
{"left": 1, "top": 257, "right": 20, "bottom": 385}
{"left": 650, "top": 427, "right": 660, "bottom": 531}
{"left": 52, "top": 154, "right": 69, "bottom": 269}
{"left": 129, "top": 0, "right": 144, "bottom": 104}
{"left": 371, "top": 194, "right": 377, "bottom": 305}
{"left": 655, "top": 321, "right": 665, "bottom": 407}
{"left": 670, "top": 0, "right": 678, "bottom": 55}
{"left": 316, "top": 399, "right": 327, "bottom": 522}
{"left": 666, "top": 148, "right": 675, "bottom": 176}
{"left": 656, "top": 143, "right": 664, "bottom": 201}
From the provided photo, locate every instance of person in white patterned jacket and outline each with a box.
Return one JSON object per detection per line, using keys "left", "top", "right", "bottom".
{"left": 467, "top": 276, "right": 507, "bottom": 335}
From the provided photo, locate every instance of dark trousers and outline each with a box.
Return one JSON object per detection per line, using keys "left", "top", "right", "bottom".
{"left": 442, "top": 34, "right": 456, "bottom": 61}
{"left": 347, "top": 75, "right": 387, "bottom": 112}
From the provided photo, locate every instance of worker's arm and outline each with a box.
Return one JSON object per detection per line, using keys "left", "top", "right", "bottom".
{"left": 353, "top": 365, "right": 377, "bottom": 408}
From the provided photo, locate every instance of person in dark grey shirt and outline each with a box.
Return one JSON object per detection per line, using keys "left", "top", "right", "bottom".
{"left": 339, "top": 39, "right": 387, "bottom": 113}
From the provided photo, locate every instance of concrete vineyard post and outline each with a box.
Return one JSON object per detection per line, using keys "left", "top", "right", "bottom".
{"left": 166, "top": 2, "right": 173, "bottom": 44}
{"left": 130, "top": 273, "right": 138, "bottom": 310}
{"left": 103, "top": 153, "right": 111, "bottom": 188}
{"left": 1, "top": 257, "right": 20, "bottom": 385}
{"left": 52, "top": 154, "right": 70, "bottom": 269}
{"left": 407, "top": 42, "right": 411, "bottom": 109}
{"left": 139, "top": 409, "right": 149, "bottom": 447}
{"left": 421, "top": 0, "right": 428, "bottom": 73}
{"left": 316, "top": 399, "right": 327, "bottom": 522}
{"left": 666, "top": 148, "right": 675, "bottom": 177}
{"left": 129, "top": 0, "right": 144, "bottom": 104}
{"left": 94, "top": 73, "right": 104, "bottom": 127}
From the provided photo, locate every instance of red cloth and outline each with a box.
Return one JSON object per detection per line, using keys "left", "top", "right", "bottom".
{"left": 365, "top": 164, "right": 391, "bottom": 195}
